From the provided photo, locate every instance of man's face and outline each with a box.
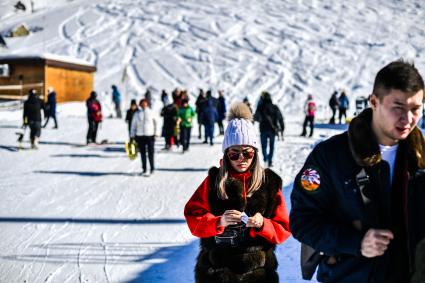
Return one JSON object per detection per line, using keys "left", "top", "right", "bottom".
{"left": 371, "top": 89, "right": 423, "bottom": 145}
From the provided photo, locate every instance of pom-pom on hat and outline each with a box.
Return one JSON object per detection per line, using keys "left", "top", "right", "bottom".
{"left": 222, "top": 102, "right": 259, "bottom": 152}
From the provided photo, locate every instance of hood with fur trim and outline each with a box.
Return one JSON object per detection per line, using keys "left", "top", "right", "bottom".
{"left": 348, "top": 108, "right": 425, "bottom": 170}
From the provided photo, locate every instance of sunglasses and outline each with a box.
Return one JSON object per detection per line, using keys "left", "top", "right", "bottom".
{"left": 227, "top": 149, "right": 255, "bottom": 161}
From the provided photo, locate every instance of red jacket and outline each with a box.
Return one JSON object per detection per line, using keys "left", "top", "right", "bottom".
{"left": 184, "top": 170, "right": 291, "bottom": 244}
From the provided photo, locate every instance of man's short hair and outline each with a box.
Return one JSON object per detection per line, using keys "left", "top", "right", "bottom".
{"left": 373, "top": 60, "right": 424, "bottom": 100}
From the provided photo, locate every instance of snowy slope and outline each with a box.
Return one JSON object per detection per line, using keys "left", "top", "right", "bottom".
{"left": 0, "top": 0, "right": 424, "bottom": 282}
{"left": 1, "top": 0, "right": 424, "bottom": 112}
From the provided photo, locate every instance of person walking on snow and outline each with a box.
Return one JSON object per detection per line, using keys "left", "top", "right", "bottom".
{"left": 43, "top": 86, "right": 58, "bottom": 129}
{"left": 86, "top": 91, "right": 102, "bottom": 144}
{"left": 217, "top": 90, "right": 227, "bottom": 135}
{"left": 254, "top": 91, "right": 285, "bottom": 167}
{"left": 184, "top": 102, "right": 291, "bottom": 283}
{"left": 290, "top": 60, "right": 425, "bottom": 283}
{"left": 338, "top": 90, "right": 349, "bottom": 123}
{"left": 130, "top": 98, "right": 159, "bottom": 176}
{"left": 200, "top": 98, "right": 218, "bottom": 145}
{"left": 23, "top": 89, "right": 44, "bottom": 149}
{"left": 160, "top": 101, "right": 179, "bottom": 150}
{"left": 125, "top": 99, "right": 138, "bottom": 138}
{"left": 300, "top": 94, "right": 316, "bottom": 137}
{"left": 328, "top": 90, "right": 339, "bottom": 124}
{"left": 177, "top": 99, "right": 196, "bottom": 153}
{"left": 111, "top": 85, "right": 122, "bottom": 118}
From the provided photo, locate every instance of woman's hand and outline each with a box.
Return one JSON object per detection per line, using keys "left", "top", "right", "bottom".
{"left": 246, "top": 212, "right": 264, "bottom": 229}
{"left": 218, "top": 210, "right": 242, "bottom": 227}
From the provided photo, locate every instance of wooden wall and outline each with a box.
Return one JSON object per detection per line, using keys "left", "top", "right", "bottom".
{"left": 45, "top": 66, "right": 94, "bottom": 103}
{"left": 0, "top": 62, "right": 45, "bottom": 99}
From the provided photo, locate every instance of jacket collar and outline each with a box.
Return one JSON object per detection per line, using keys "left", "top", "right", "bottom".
{"left": 348, "top": 108, "right": 425, "bottom": 170}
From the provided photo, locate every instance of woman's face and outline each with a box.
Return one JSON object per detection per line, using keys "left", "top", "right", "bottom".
{"left": 227, "top": 146, "right": 256, "bottom": 173}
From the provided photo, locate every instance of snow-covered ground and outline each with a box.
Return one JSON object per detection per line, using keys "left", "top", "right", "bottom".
{"left": 0, "top": 0, "right": 424, "bottom": 282}
{"left": 0, "top": 104, "right": 345, "bottom": 282}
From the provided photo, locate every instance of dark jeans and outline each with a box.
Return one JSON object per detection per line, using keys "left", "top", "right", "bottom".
{"left": 87, "top": 119, "right": 99, "bottom": 143}
{"left": 43, "top": 113, "right": 58, "bottom": 128}
{"left": 164, "top": 135, "right": 173, "bottom": 149}
{"left": 217, "top": 119, "right": 224, "bottom": 135}
{"left": 135, "top": 135, "right": 155, "bottom": 172}
{"left": 204, "top": 124, "right": 215, "bottom": 145}
{"left": 301, "top": 115, "right": 314, "bottom": 137}
{"left": 329, "top": 107, "right": 337, "bottom": 124}
{"left": 180, "top": 126, "right": 192, "bottom": 151}
{"left": 339, "top": 107, "right": 347, "bottom": 123}
{"left": 260, "top": 131, "right": 275, "bottom": 165}
{"left": 114, "top": 102, "right": 122, "bottom": 118}
{"left": 29, "top": 121, "right": 41, "bottom": 140}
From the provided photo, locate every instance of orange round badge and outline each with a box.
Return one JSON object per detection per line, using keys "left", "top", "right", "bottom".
{"left": 300, "top": 168, "right": 321, "bottom": 191}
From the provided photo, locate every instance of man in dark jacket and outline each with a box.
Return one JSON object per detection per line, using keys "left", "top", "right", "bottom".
{"left": 43, "top": 86, "right": 58, "bottom": 129}
{"left": 254, "top": 91, "right": 284, "bottom": 167}
{"left": 86, "top": 91, "right": 102, "bottom": 144}
{"left": 23, "top": 89, "right": 44, "bottom": 149}
{"left": 290, "top": 60, "right": 425, "bottom": 283}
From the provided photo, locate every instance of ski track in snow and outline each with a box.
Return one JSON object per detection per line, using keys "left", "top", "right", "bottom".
{"left": 0, "top": 0, "right": 424, "bottom": 282}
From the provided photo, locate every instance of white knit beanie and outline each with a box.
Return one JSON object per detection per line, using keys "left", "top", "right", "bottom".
{"left": 222, "top": 102, "right": 259, "bottom": 152}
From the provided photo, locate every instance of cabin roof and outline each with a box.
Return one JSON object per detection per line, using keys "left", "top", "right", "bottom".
{"left": 0, "top": 53, "right": 96, "bottom": 72}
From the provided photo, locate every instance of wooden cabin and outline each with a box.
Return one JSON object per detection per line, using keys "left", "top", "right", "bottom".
{"left": 0, "top": 54, "right": 96, "bottom": 103}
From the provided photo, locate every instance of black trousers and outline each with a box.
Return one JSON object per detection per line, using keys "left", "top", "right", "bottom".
{"left": 329, "top": 107, "right": 337, "bottom": 124}
{"left": 87, "top": 119, "right": 99, "bottom": 143}
{"left": 301, "top": 115, "right": 314, "bottom": 137}
{"left": 217, "top": 119, "right": 224, "bottom": 135}
{"left": 339, "top": 107, "right": 347, "bottom": 123}
{"left": 44, "top": 113, "right": 58, "bottom": 128}
{"left": 180, "top": 126, "right": 192, "bottom": 151}
{"left": 135, "top": 136, "right": 155, "bottom": 172}
{"left": 29, "top": 121, "right": 41, "bottom": 141}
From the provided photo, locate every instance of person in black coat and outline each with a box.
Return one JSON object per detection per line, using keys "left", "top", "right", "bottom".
{"left": 195, "top": 89, "right": 207, "bottom": 139}
{"left": 217, "top": 90, "right": 227, "bottom": 135}
{"left": 328, "top": 91, "right": 339, "bottom": 124}
{"left": 253, "top": 91, "right": 284, "bottom": 167}
{"left": 43, "top": 86, "right": 58, "bottom": 129}
{"left": 125, "top": 99, "right": 138, "bottom": 138}
{"left": 290, "top": 60, "right": 425, "bottom": 283}
{"left": 23, "top": 89, "right": 44, "bottom": 149}
{"left": 160, "top": 102, "right": 178, "bottom": 149}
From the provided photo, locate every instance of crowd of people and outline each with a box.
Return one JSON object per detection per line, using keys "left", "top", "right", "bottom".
{"left": 17, "top": 60, "right": 425, "bottom": 283}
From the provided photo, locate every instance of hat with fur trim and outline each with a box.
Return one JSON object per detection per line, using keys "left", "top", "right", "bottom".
{"left": 222, "top": 102, "right": 259, "bottom": 152}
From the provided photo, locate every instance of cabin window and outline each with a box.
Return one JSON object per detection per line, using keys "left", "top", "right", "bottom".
{"left": 0, "top": 64, "right": 10, "bottom": 77}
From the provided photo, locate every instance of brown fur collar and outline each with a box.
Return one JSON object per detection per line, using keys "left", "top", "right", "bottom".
{"left": 348, "top": 108, "right": 425, "bottom": 170}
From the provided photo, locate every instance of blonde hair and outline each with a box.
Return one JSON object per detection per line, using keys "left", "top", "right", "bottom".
{"left": 216, "top": 150, "right": 265, "bottom": 199}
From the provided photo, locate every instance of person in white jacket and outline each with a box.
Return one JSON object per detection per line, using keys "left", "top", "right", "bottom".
{"left": 130, "top": 98, "right": 159, "bottom": 176}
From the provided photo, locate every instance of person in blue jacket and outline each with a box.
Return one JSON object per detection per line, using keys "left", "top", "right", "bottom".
{"left": 290, "top": 60, "right": 425, "bottom": 283}
{"left": 111, "top": 85, "right": 122, "bottom": 118}
{"left": 338, "top": 91, "right": 349, "bottom": 123}
{"left": 200, "top": 98, "right": 218, "bottom": 145}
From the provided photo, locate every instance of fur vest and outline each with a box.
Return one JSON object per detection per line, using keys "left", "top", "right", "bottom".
{"left": 195, "top": 167, "right": 282, "bottom": 283}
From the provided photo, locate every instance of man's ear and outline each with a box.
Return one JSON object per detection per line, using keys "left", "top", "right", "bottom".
{"left": 369, "top": 94, "right": 378, "bottom": 109}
